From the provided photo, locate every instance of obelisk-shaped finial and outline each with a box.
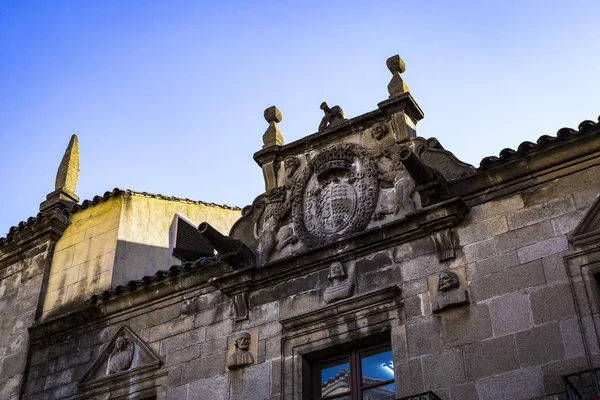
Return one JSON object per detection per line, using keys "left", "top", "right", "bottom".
{"left": 40, "top": 134, "right": 80, "bottom": 212}
{"left": 55, "top": 134, "right": 79, "bottom": 194}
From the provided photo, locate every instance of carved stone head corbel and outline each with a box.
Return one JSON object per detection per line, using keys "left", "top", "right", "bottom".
{"left": 432, "top": 270, "right": 468, "bottom": 312}
{"left": 323, "top": 262, "right": 354, "bottom": 304}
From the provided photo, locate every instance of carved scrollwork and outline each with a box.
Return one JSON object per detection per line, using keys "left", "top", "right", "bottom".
{"left": 292, "top": 143, "right": 379, "bottom": 248}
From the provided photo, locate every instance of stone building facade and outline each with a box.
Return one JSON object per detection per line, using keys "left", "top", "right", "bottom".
{"left": 2, "top": 55, "right": 600, "bottom": 399}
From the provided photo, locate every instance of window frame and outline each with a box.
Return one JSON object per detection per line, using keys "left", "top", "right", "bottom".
{"left": 312, "top": 342, "right": 395, "bottom": 400}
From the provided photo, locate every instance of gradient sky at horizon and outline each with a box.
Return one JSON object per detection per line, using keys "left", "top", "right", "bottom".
{"left": 1, "top": 1, "right": 600, "bottom": 234}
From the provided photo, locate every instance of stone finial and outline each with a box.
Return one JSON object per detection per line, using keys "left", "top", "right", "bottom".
{"left": 40, "top": 134, "right": 80, "bottom": 212}
{"left": 386, "top": 55, "right": 409, "bottom": 97}
{"left": 262, "top": 106, "right": 284, "bottom": 148}
{"left": 55, "top": 134, "right": 79, "bottom": 194}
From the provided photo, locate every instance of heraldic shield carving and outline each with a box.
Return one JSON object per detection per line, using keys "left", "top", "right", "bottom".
{"left": 292, "top": 143, "right": 379, "bottom": 248}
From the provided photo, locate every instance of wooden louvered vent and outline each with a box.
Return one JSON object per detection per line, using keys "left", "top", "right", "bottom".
{"left": 170, "top": 214, "right": 214, "bottom": 262}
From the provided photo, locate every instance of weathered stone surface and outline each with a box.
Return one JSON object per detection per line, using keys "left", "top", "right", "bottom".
{"left": 230, "top": 361, "right": 271, "bottom": 400}
{"left": 441, "top": 304, "right": 493, "bottom": 347}
{"left": 355, "top": 251, "right": 393, "bottom": 275}
{"left": 393, "top": 237, "right": 436, "bottom": 262}
{"left": 463, "top": 336, "right": 519, "bottom": 380}
{"left": 573, "top": 188, "right": 599, "bottom": 209}
{"left": 541, "top": 251, "right": 568, "bottom": 282}
{"left": 469, "top": 194, "right": 524, "bottom": 221}
{"left": 457, "top": 215, "right": 508, "bottom": 246}
{"left": 517, "top": 235, "right": 569, "bottom": 264}
{"left": 476, "top": 366, "right": 544, "bottom": 400}
{"left": 357, "top": 264, "right": 402, "bottom": 295}
{"left": 166, "top": 344, "right": 201, "bottom": 365}
{"left": 148, "top": 316, "right": 195, "bottom": 342}
{"left": 161, "top": 327, "right": 206, "bottom": 354}
{"left": 551, "top": 209, "right": 587, "bottom": 235}
{"left": 406, "top": 317, "right": 441, "bottom": 358}
{"left": 422, "top": 348, "right": 465, "bottom": 389}
{"left": 470, "top": 260, "right": 545, "bottom": 302}
{"left": 166, "top": 385, "right": 187, "bottom": 400}
{"left": 461, "top": 238, "right": 496, "bottom": 263}
{"left": 401, "top": 254, "right": 443, "bottom": 282}
{"left": 188, "top": 374, "right": 229, "bottom": 400}
{"left": 181, "top": 351, "right": 226, "bottom": 383}
{"left": 530, "top": 282, "right": 576, "bottom": 324}
{"left": 408, "top": 358, "right": 423, "bottom": 394}
{"left": 516, "top": 323, "right": 565, "bottom": 366}
{"left": 489, "top": 292, "right": 533, "bottom": 336}
{"left": 449, "top": 383, "right": 478, "bottom": 400}
{"left": 147, "top": 303, "right": 181, "bottom": 327}
{"left": 474, "top": 250, "right": 519, "bottom": 277}
{"left": 495, "top": 220, "right": 553, "bottom": 254}
{"left": 542, "top": 356, "right": 588, "bottom": 394}
{"left": 560, "top": 317, "right": 586, "bottom": 358}
{"left": 508, "top": 195, "right": 575, "bottom": 230}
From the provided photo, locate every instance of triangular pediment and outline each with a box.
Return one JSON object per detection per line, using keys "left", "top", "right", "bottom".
{"left": 79, "top": 325, "right": 161, "bottom": 389}
{"left": 570, "top": 194, "right": 600, "bottom": 247}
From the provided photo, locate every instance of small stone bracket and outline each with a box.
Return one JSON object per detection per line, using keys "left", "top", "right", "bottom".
{"left": 233, "top": 292, "right": 249, "bottom": 322}
{"left": 432, "top": 229, "right": 456, "bottom": 262}
{"left": 386, "top": 55, "right": 409, "bottom": 98}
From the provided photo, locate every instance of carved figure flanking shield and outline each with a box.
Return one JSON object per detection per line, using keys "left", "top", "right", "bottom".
{"left": 292, "top": 143, "right": 379, "bottom": 248}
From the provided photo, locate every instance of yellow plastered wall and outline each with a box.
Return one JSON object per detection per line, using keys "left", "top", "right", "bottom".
{"left": 42, "top": 193, "right": 240, "bottom": 320}
{"left": 42, "top": 196, "right": 123, "bottom": 318}
{"left": 113, "top": 195, "right": 240, "bottom": 283}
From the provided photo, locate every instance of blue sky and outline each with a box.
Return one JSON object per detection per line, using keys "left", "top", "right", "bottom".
{"left": 1, "top": 1, "right": 599, "bottom": 234}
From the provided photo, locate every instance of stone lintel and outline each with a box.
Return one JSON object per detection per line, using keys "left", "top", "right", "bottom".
{"left": 279, "top": 286, "right": 401, "bottom": 333}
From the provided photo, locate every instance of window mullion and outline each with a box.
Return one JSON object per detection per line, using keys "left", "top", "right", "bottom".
{"left": 352, "top": 349, "right": 362, "bottom": 400}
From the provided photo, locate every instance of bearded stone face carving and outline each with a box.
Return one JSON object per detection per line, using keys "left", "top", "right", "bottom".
{"left": 371, "top": 122, "right": 389, "bottom": 141}
{"left": 432, "top": 270, "right": 468, "bottom": 312}
{"left": 323, "top": 262, "right": 354, "bottom": 303}
{"left": 438, "top": 271, "right": 459, "bottom": 292}
{"left": 227, "top": 332, "right": 254, "bottom": 369}
{"left": 107, "top": 337, "right": 134, "bottom": 375}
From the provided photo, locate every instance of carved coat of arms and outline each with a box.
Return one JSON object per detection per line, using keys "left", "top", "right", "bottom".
{"left": 292, "top": 144, "right": 379, "bottom": 247}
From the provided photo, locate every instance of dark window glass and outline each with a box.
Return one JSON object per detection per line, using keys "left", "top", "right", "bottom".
{"left": 362, "top": 383, "right": 395, "bottom": 400}
{"left": 360, "top": 348, "right": 394, "bottom": 385}
{"left": 313, "top": 345, "right": 394, "bottom": 400}
{"left": 318, "top": 358, "right": 351, "bottom": 399}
